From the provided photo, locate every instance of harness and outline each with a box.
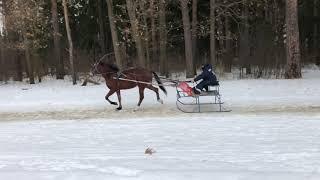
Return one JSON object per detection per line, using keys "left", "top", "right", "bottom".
{"left": 92, "top": 57, "right": 177, "bottom": 87}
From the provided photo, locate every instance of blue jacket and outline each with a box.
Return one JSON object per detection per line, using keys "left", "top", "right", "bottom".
{"left": 194, "top": 64, "right": 217, "bottom": 83}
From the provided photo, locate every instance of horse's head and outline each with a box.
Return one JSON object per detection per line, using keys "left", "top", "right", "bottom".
{"left": 91, "top": 61, "right": 119, "bottom": 75}
{"left": 91, "top": 61, "right": 104, "bottom": 75}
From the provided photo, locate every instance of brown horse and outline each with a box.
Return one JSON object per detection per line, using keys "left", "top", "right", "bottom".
{"left": 92, "top": 61, "right": 167, "bottom": 110}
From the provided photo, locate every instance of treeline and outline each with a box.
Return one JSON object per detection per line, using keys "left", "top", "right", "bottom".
{"left": 0, "top": 0, "right": 318, "bottom": 84}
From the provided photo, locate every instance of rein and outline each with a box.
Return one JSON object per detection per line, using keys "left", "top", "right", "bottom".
{"left": 113, "top": 77, "right": 180, "bottom": 87}
{"left": 112, "top": 77, "right": 157, "bottom": 86}
{"left": 95, "top": 70, "right": 189, "bottom": 87}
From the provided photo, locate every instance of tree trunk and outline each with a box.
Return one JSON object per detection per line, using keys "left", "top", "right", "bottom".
{"left": 106, "top": 0, "right": 123, "bottom": 68}
{"left": 24, "top": 39, "right": 35, "bottom": 84}
{"left": 225, "top": 17, "right": 232, "bottom": 72}
{"left": 239, "top": 0, "right": 250, "bottom": 74}
{"left": 34, "top": 54, "right": 42, "bottom": 83}
{"left": 313, "top": 0, "right": 318, "bottom": 63}
{"left": 180, "top": 0, "right": 194, "bottom": 78}
{"left": 126, "top": 0, "right": 146, "bottom": 67}
{"left": 15, "top": 51, "right": 23, "bottom": 82}
{"left": 0, "top": 37, "right": 7, "bottom": 83}
{"left": 0, "top": 0, "right": 7, "bottom": 83}
{"left": 51, "top": 0, "right": 64, "bottom": 79}
{"left": 217, "top": 15, "right": 224, "bottom": 72}
{"left": 98, "top": 0, "right": 106, "bottom": 54}
{"left": 210, "top": 0, "right": 216, "bottom": 66}
{"left": 150, "top": 0, "right": 157, "bottom": 68}
{"left": 191, "top": 0, "right": 197, "bottom": 74}
{"left": 284, "top": 0, "right": 301, "bottom": 79}
{"left": 62, "top": 0, "right": 76, "bottom": 85}
{"left": 139, "top": 0, "right": 150, "bottom": 68}
{"left": 159, "top": 0, "right": 168, "bottom": 76}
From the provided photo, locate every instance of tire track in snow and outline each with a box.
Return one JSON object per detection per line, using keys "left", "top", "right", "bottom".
{"left": 0, "top": 105, "right": 319, "bottom": 121}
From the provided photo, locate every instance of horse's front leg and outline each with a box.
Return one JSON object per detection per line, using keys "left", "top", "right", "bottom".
{"left": 116, "top": 90, "right": 122, "bottom": 110}
{"left": 137, "top": 86, "right": 145, "bottom": 106}
{"left": 105, "top": 89, "right": 118, "bottom": 105}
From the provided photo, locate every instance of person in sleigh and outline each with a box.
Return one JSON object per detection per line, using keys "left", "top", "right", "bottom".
{"left": 192, "top": 64, "right": 219, "bottom": 95}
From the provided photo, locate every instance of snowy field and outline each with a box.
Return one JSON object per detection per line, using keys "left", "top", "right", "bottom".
{"left": 1, "top": 115, "right": 320, "bottom": 180}
{"left": 0, "top": 68, "right": 320, "bottom": 179}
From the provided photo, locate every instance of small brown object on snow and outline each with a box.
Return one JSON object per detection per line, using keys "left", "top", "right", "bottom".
{"left": 145, "top": 147, "right": 156, "bottom": 155}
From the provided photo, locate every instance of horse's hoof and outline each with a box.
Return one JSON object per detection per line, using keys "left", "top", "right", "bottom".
{"left": 116, "top": 107, "right": 122, "bottom": 111}
{"left": 157, "top": 99, "right": 164, "bottom": 104}
{"left": 133, "top": 106, "right": 140, "bottom": 112}
{"left": 111, "top": 102, "right": 118, "bottom": 106}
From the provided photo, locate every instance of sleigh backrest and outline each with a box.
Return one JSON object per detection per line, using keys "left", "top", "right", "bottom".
{"left": 177, "top": 82, "right": 193, "bottom": 96}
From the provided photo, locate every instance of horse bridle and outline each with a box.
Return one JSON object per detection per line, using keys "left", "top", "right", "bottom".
{"left": 91, "top": 53, "right": 113, "bottom": 75}
{"left": 92, "top": 63, "right": 117, "bottom": 76}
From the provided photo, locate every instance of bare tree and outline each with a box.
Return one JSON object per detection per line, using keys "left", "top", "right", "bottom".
{"left": 159, "top": 0, "right": 168, "bottom": 76}
{"left": 51, "top": 0, "right": 64, "bottom": 79}
{"left": 126, "top": 0, "right": 146, "bottom": 67}
{"left": 284, "top": 0, "right": 301, "bottom": 78}
{"left": 98, "top": 0, "right": 106, "bottom": 54}
{"left": 0, "top": 0, "right": 7, "bottom": 83}
{"left": 0, "top": 37, "right": 7, "bottom": 83}
{"left": 224, "top": 16, "right": 232, "bottom": 72}
{"left": 191, "top": 0, "right": 197, "bottom": 74}
{"left": 62, "top": 0, "right": 76, "bottom": 84}
{"left": 24, "top": 37, "right": 35, "bottom": 84}
{"left": 180, "top": 0, "right": 194, "bottom": 78}
{"left": 210, "top": 0, "right": 216, "bottom": 66}
{"left": 239, "top": 0, "right": 250, "bottom": 75}
{"left": 217, "top": 15, "right": 224, "bottom": 71}
{"left": 5, "top": 0, "right": 48, "bottom": 84}
{"left": 138, "top": 0, "right": 150, "bottom": 68}
{"left": 313, "top": 0, "right": 318, "bottom": 63}
{"left": 15, "top": 51, "right": 23, "bottom": 81}
{"left": 106, "top": 0, "right": 123, "bottom": 68}
{"left": 150, "top": 0, "right": 158, "bottom": 67}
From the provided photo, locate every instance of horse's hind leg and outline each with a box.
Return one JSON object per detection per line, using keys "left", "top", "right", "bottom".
{"left": 116, "top": 90, "right": 122, "bottom": 110}
{"left": 105, "top": 89, "right": 118, "bottom": 105}
{"left": 137, "top": 86, "right": 145, "bottom": 107}
{"left": 146, "top": 85, "right": 163, "bottom": 104}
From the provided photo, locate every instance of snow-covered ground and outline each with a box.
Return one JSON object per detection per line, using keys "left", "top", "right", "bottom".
{"left": 0, "top": 68, "right": 320, "bottom": 179}
{"left": 1, "top": 115, "right": 320, "bottom": 180}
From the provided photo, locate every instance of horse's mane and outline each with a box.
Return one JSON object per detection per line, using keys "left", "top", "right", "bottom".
{"left": 106, "top": 63, "right": 120, "bottom": 72}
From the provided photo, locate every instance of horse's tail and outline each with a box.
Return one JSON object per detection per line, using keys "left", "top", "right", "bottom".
{"left": 152, "top": 72, "right": 167, "bottom": 95}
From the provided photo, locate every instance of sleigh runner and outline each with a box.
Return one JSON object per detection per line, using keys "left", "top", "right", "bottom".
{"left": 176, "top": 82, "right": 231, "bottom": 113}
